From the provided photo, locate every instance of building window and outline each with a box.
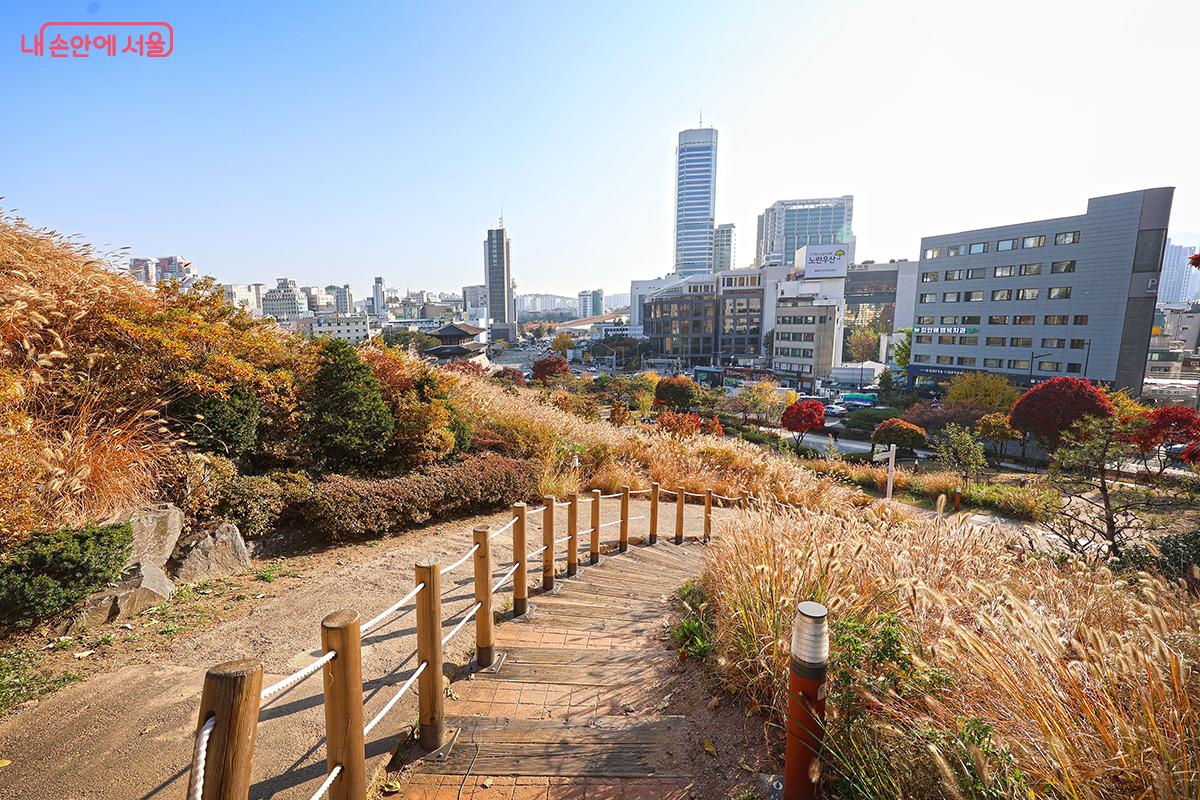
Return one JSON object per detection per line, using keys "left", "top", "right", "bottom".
{"left": 1017, "top": 288, "right": 1040, "bottom": 300}
{"left": 997, "top": 238, "right": 1017, "bottom": 251}
{"left": 941, "top": 315, "right": 958, "bottom": 324}
{"left": 969, "top": 242, "right": 988, "bottom": 254}
{"left": 924, "top": 247, "right": 941, "bottom": 259}
{"left": 966, "top": 268, "right": 985, "bottom": 279}
{"left": 984, "top": 358, "right": 1003, "bottom": 368}
{"left": 1049, "top": 287, "right": 1072, "bottom": 299}
{"left": 1065, "top": 363, "right": 1082, "bottom": 373}
{"left": 960, "top": 336, "right": 979, "bottom": 345}
{"left": 1019, "top": 263, "right": 1042, "bottom": 276}
{"left": 916, "top": 316, "right": 935, "bottom": 324}
{"left": 915, "top": 335, "right": 933, "bottom": 344}
{"left": 921, "top": 272, "right": 939, "bottom": 282}
{"left": 1022, "top": 235, "right": 1045, "bottom": 248}
{"left": 992, "top": 289, "right": 1012, "bottom": 301}
{"left": 1074, "top": 315, "right": 1089, "bottom": 325}
{"left": 1045, "top": 315, "right": 1068, "bottom": 325}
{"left": 913, "top": 354, "right": 931, "bottom": 363}
{"left": 1014, "top": 315, "right": 1035, "bottom": 325}
{"left": 994, "top": 265, "right": 1015, "bottom": 277}
{"left": 985, "top": 336, "right": 1006, "bottom": 346}
{"left": 919, "top": 293, "right": 936, "bottom": 303}
{"left": 958, "top": 356, "right": 977, "bottom": 366}
{"left": 1008, "top": 359, "right": 1031, "bottom": 370}
{"left": 947, "top": 245, "right": 963, "bottom": 256}
{"left": 936, "top": 355, "right": 954, "bottom": 365}
{"left": 962, "top": 316, "right": 981, "bottom": 324}
{"left": 1042, "top": 338, "right": 1065, "bottom": 348}
{"left": 964, "top": 291, "right": 983, "bottom": 302}
{"left": 1051, "top": 260, "right": 1076, "bottom": 274}
{"left": 944, "top": 270, "right": 962, "bottom": 281}
{"left": 1039, "top": 361, "right": 1061, "bottom": 372}
{"left": 943, "top": 292, "right": 961, "bottom": 302}
{"left": 1070, "top": 339, "right": 1087, "bottom": 349}
{"left": 988, "top": 315, "right": 1008, "bottom": 325}
{"left": 1055, "top": 231, "right": 1081, "bottom": 245}
{"left": 1010, "top": 337, "right": 1032, "bottom": 347}
{"left": 939, "top": 335, "right": 955, "bottom": 345}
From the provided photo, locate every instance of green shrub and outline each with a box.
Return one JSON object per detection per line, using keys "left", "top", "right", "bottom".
{"left": 842, "top": 407, "right": 903, "bottom": 435}
{"left": 0, "top": 523, "right": 133, "bottom": 627}
{"left": 302, "top": 338, "right": 394, "bottom": 469}
{"left": 1120, "top": 530, "right": 1200, "bottom": 588}
{"left": 217, "top": 475, "right": 285, "bottom": 537}
{"left": 170, "top": 385, "right": 261, "bottom": 460}
{"left": 303, "top": 453, "right": 542, "bottom": 540}
{"left": 962, "top": 482, "right": 1054, "bottom": 521}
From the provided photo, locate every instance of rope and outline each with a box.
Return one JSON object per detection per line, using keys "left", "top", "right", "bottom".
{"left": 577, "top": 527, "right": 594, "bottom": 536}
{"left": 186, "top": 715, "right": 216, "bottom": 800}
{"left": 491, "top": 562, "right": 520, "bottom": 593}
{"left": 363, "top": 661, "right": 427, "bottom": 736}
{"left": 440, "top": 544, "right": 480, "bottom": 576}
{"left": 627, "top": 515, "right": 648, "bottom": 522}
{"left": 554, "top": 501, "right": 572, "bottom": 508}
{"left": 529, "top": 544, "right": 548, "bottom": 557}
{"left": 713, "top": 493, "right": 741, "bottom": 502}
{"left": 598, "top": 520, "right": 622, "bottom": 529}
{"left": 361, "top": 583, "right": 425, "bottom": 635}
{"left": 488, "top": 517, "right": 516, "bottom": 540}
{"left": 306, "top": 765, "right": 342, "bottom": 800}
{"left": 658, "top": 490, "right": 678, "bottom": 499}
{"left": 260, "top": 650, "right": 337, "bottom": 702}
{"left": 441, "top": 603, "right": 482, "bottom": 646}
{"left": 600, "top": 492, "right": 623, "bottom": 499}
{"left": 628, "top": 488, "right": 652, "bottom": 495}
{"left": 554, "top": 534, "right": 571, "bottom": 545}
{"left": 684, "top": 491, "right": 706, "bottom": 498}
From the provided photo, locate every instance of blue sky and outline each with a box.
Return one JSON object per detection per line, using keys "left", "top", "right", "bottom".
{"left": 2, "top": 0, "right": 1197, "bottom": 299}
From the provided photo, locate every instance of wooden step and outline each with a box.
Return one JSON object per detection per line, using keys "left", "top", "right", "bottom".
{"left": 481, "top": 646, "right": 668, "bottom": 685}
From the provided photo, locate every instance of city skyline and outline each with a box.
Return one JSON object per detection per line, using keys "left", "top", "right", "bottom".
{"left": 2, "top": 1, "right": 1199, "bottom": 299}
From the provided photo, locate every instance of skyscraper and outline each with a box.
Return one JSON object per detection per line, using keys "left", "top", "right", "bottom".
{"left": 713, "top": 223, "right": 736, "bottom": 271}
{"left": 674, "top": 127, "right": 718, "bottom": 275}
{"left": 485, "top": 222, "right": 517, "bottom": 341}
{"left": 577, "top": 289, "right": 604, "bottom": 318}
{"left": 1158, "top": 239, "right": 1200, "bottom": 304}
{"left": 755, "top": 197, "right": 855, "bottom": 267}
{"left": 372, "top": 277, "right": 386, "bottom": 316}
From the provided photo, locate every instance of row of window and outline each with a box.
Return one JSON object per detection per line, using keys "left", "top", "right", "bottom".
{"left": 916, "top": 314, "right": 1089, "bottom": 326}
{"left": 920, "top": 287, "right": 1073, "bottom": 303}
{"left": 777, "top": 331, "right": 816, "bottom": 342}
{"left": 923, "top": 231, "right": 1080, "bottom": 259}
{"left": 776, "top": 347, "right": 815, "bottom": 358}
{"left": 778, "top": 314, "right": 830, "bottom": 325}
{"left": 913, "top": 354, "right": 1083, "bottom": 372}
{"left": 916, "top": 334, "right": 1090, "bottom": 349}
{"left": 921, "top": 261, "right": 1077, "bottom": 282}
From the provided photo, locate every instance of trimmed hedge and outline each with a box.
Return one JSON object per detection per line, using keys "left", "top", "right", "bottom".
{"left": 304, "top": 452, "right": 541, "bottom": 540}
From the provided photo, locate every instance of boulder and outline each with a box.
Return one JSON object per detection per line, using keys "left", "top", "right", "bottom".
{"left": 66, "top": 563, "right": 175, "bottom": 632}
{"left": 170, "top": 522, "right": 250, "bottom": 583}
{"left": 126, "top": 504, "right": 184, "bottom": 569}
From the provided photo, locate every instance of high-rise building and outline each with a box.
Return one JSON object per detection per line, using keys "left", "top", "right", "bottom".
{"left": 674, "top": 127, "right": 718, "bottom": 275}
{"left": 1158, "top": 239, "right": 1200, "bottom": 304}
{"left": 372, "top": 277, "right": 386, "bottom": 317}
{"left": 326, "top": 284, "right": 354, "bottom": 314}
{"left": 485, "top": 222, "right": 517, "bottom": 341}
{"left": 127, "top": 256, "right": 195, "bottom": 287}
{"left": 755, "top": 197, "right": 855, "bottom": 267}
{"left": 261, "top": 278, "right": 309, "bottom": 323}
{"left": 577, "top": 289, "right": 604, "bottom": 318}
{"left": 222, "top": 283, "right": 264, "bottom": 315}
{"left": 712, "top": 223, "right": 736, "bottom": 271}
{"left": 906, "top": 188, "right": 1174, "bottom": 392}
{"left": 463, "top": 284, "right": 488, "bottom": 311}
{"left": 300, "top": 286, "right": 336, "bottom": 313}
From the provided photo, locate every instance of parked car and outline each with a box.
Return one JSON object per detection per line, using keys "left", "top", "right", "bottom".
{"left": 842, "top": 400, "right": 874, "bottom": 411}
{"left": 824, "top": 405, "right": 849, "bottom": 417}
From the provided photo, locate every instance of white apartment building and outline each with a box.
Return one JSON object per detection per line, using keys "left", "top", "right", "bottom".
{"left": 261, "top": 278, "right": 309, "bottom": 322}
{"left": 297, "top": 313, "right": 374, "bottom": 344}
{"left": 222, "top": 283, "right": 265, "bottom": 315}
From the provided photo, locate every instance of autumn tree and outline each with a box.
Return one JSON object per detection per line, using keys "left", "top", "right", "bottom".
{"left": 657, "top": 411, "right": 701, "bottom": 438}
{"left": 945, "top": 372, "right": 1020, "bottom": 414}
{"left": 1128, "top": 406, "right": 1200, "bottom": 475}
{"left": 976, "top": 412, "right": 1020, "bottom": 459}
{"left": 846, "top": 329, "right": 880, "bottom": 364}
{"left": 892, "top": 328, "right": 913, "bottom": 371}
{"left": 781, "top": 399, "right": 826, "bottom": 446}
{"left": 609, "top": 399, "right": 630, "bottom": 427}
{"left": 551, "top": 331, "right": 574, "bottom": 355}
{"left": 532, "top": 353, "right": 570, "bottom": 383}
{"left": 872, "top": 418, "right": 927, "bottom": 452}
{"left": 655, "top": 375, "right": 701, "bottom": 412}
{"left": 935, "top": 424, "right": 988, "bottom": 488}
{"left": 1009, "top": 377, "right": 1114, "bottom": 450}
{"left": 491, "top": 366, "right": 527, "bottom": 388}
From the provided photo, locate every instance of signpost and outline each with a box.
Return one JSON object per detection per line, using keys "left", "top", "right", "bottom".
{"left": 886, "top": 444, "right": 896, "bottom": 499}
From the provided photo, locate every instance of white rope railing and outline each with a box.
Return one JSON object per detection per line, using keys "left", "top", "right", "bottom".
{"left": 684, "top": 491, "right": 707, "bottom": 498}
{"left": 600, "top": 492, "right": 622, "bottom": 499}
{"left": 306, "top": 765, "right": 342, "bottom": 800}
{"left": 598, "top": 520, "right": 622, "bottom": 529}
{"left": 440, "top": 543, "right": 480, "bottom": 576}
{"left": 713, "top": 493, "right": 741, "bottom": 502}
{"left": 361, "top": 583, "right": 425, "bottom": 636}
{"left": 629, "top": 488, "right": 652, "bottom": 495}
{"left": 554, "top": 501, "right": 572, "bottom": 508}
{"left": 529, "top": 544, "right": 548, "bottom": 557}
{"left": 363, "top": 661, "right": 427, "bottom": 736}
{"left": 492, "top": 562, "right": 520, "bottom": 594}
{"left": 488, "top": 517, "right": 516, "bottom": 540}
{"left": 554, "top": 534, "right": 571, "bottom": 545}
{"left": 260, "top": 650, "right": 337, "bottom": 702}
{"left": 577, "top": 527, "right": 594, "bottom": 536}
{"left": 658, "top": 490, "right": 678, "bottom": 499}
{"left": 627, "top": 515, "right": 648, "bottom": 522}
{"left": 186, "top": 715, "right": 217, "bottom": 800}
{"left": 441, "top": 602, "right": 482, "bottom": 646}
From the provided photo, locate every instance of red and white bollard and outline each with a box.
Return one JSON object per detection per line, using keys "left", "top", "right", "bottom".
{"left": 784, "top": 601, "right": 829, "bottom": 800}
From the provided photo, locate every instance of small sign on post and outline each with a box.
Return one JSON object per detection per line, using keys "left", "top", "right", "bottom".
{"left": 885, "top": 444, "right": 897, "bottom": 500}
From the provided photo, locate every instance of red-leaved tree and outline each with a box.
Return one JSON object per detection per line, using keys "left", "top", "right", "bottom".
{"left": 1128, "top": 406, "right": 1200, "bottom": 474}
{"left": 531, "top": 353, "right": 570, "bottom": 383}
{"left": 871, "top": 418, "right": 927, "bottom": 451}
{"left": 1009, "top": 377, "right": 1114, "bottom": 450}
{"left": 491, "top": 366, "right": 527, "bottom": 387}
{"left": 781, "top": 399, "right": 825, "bottom": 446}
{"left": 657, "top": 411, "right": 701, "bottom": 438}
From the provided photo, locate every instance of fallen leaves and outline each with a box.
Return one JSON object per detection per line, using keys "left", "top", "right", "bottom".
{"left": 702, "top": 739, "right": 717, "bottom": 757}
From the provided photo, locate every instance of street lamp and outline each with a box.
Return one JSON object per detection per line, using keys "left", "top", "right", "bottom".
{"left": 1022, "top": 352, "right": 1053, "bottom": 462}
{"left": 1082, "top": 339, "right": 1092, "bottom": 378}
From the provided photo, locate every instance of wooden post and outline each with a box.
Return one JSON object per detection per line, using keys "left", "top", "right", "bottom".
{"left": 704, "top": 489, "right": 713, "bottom": 543}
{"left": 619, "top": 485, "right": 630, "bottom": 553}
{"left": 193, "top": 659, "right": 262, "bottom": 800}
{"left": 566, "top": 493, "right": 579, "bottom": 577}
{"left": 649, "top": 482, "right": 659, "bottom": 545}
{"left": 472, "top": 526, "right": 494, "bottom": 669}
{"left": 590, "top": 488, "right": 601, "bottom": 565}
{"left": 414, "top": 560, "right": 444, "bottom": 752}
{"left": 675, "top": 486, "right": 685, "bottom": 545}
{"left": 512, "top": 502, "right": 527, "bottom": 617}
{"left": 542, "top": 496, "right": 555, "bottom": 592}
{"left": 320, "top": 610, "right": 367, "bottom": 800}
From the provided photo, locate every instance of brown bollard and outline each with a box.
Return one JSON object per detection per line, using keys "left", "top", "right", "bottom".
{"left": 192, "top": 659, "right": 262, "bottom": 800}
{"left": 512, "top": 502, "right": 528, "bottom": 617}
{"left": 619, "top": 485, "right": 630, "bottom": 553}
{"left": 414, "top": 560, "right": 444, "bottom": 752}
{"left": 590, "top": 488, "right": 601, "bottom": 565}
{"left": 567, "top": 493, "right": 579, "bottom": 577}
{"left": 954, "top": 486, "right": 962, "bottom": 512}
{"left": 704, "top": 489, "right": 713, "bottom": 543}
{"left": 472, "top": 526, "right": 494, "bottom": 669}
{"left": 320, "top": 611, "right": 367, "bottom": 800}
{"left": 784, "top": 602, "right": 829, "bottom": 800}
{"left": 649, "top": 482, "right": 660, "bottom": 544}
{"left": 542, "top": 495, "right": 555, "bottom": 592}
{"left": 675, "top": 486, "right": 685, "bottom": 545}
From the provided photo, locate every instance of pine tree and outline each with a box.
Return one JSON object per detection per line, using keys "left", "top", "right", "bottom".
{"left": 303, "top": 338, "right": 394, "bottom": 470}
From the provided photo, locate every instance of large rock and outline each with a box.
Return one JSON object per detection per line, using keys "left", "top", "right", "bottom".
{"left": 126, "top": 504, "right": 184, "bottom": 569}
{"left": 66, "top": 563, "right": 175, "bottom": 632}
{"left": 170, "top": 522, "right": 250, "bottom": 583}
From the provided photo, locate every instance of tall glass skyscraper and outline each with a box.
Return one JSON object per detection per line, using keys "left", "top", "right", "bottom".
{"left": 485, "top": 222, "right": 517, "bottom": 341}
{"left": 755, "top": 196, "right": 855, "bottom": 267}
{"left": 674, "top": 127, "right": 718, "bottom": 275}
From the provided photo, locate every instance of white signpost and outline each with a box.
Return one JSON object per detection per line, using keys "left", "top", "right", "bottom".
{"left": 885, "top": 444, "right": 896, "bottom": 499}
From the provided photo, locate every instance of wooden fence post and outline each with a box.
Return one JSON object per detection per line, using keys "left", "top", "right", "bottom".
{"left": 193, "top": 659, "right": 262, "bottom": 800}
{"left": 512, "top": 502, "right": 527, "bottom": 617}
{"left": 542, "top": 496, "right": 555, "bottom": 592}
{"left": 675, "top": 486, "right": 685, "bottom": 545}
{"left": 704, "top": 489, "right": 713, "bottom": 543}
{"left": 649, "top": 482, "right": 659, "bottom": 545}
{"left": 414, "top": 560, "right": 444, "bottom": 752}
{"left": 590, "top": 488, "right": 601, "bottom": 565}
{"left": 320, "top": 610, "right": 367, "bottom": 800}
{"left": 567, "top": 493, "right": 579, "bottom": 577}
{"left": 619, "top": 485, "right": 630, "bottom": 553}
{"left": 472, "top": 525, "right": 494, "bottom": 669}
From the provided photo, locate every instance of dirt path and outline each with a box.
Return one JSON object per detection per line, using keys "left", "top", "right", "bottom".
{"left": 0, "top": 498, "right": 727, "bottom": 800}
